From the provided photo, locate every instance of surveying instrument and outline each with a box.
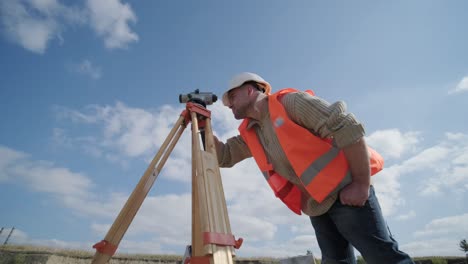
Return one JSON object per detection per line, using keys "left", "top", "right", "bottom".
{"left": 91, "top": 90, "right": 243, "bottom": 264}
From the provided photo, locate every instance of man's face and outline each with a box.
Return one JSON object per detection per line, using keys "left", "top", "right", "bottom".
{"left": 227, "top": 85, "right": 251, "bottom": 119}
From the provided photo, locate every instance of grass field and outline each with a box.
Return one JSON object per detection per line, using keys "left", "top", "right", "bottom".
{"left": 0, "top": 244, "right": 281, "bottom": 264}
{"left": 1, "top": 244, "right": 466, "bottom": 264}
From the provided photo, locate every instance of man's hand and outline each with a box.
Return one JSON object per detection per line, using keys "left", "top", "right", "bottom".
{"left": 339, "top": 181, "right": 369, "bottom": 206}
{"left": 340, "top": 137, "right": 371, "bottom": 207}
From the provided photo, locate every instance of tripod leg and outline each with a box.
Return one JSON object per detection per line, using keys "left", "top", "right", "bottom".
{"left": 191, "top": 112, "right": 234, "bottom": 264}
{"left": 92, "top": 114, "right": 187, "bottom": 264}
{"left": 192, "top": 113, "right": 204, "bottom": 257}
{"left": 204, "top": 118, "right": 233, "bottom": 239}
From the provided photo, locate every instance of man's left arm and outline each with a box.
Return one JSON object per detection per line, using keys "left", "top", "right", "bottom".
{"left": 340, "top": 137, "right": 371, "bottom": 206}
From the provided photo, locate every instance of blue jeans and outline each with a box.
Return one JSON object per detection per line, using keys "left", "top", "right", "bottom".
{"left": 309, "top": 186, "right": 414, "bottom": 264}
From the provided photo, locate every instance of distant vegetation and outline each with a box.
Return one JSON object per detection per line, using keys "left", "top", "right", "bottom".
{"left": 0, "top": 244, "right": 281, "bottom": 264}
{"left": 460, "top": 239, "right": 468, "bottom": 253}
{"left": 0, "top": 244, "right": 184, "bottom": 262}
{"left": 1, "top": 244, "right": 467, "bottom": 264}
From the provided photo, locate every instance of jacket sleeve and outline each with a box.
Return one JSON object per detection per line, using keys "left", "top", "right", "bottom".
{"left": 281, "top": 92, "right": 366, "bottom": 148}
{"left": 213, "top": 135, "right": 252, "bottom": 168}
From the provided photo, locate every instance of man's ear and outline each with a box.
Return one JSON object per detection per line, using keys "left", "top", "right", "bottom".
{"left": 247, "top": 85, "right": 256, "bottom": 95}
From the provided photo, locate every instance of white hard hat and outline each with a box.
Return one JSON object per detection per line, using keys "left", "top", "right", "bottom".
{"left": 222, "top": 72, "right": 272, "bottom": 106}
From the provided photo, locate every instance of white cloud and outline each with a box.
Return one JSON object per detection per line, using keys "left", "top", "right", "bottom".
{"left": 406, "top": 214, "right": 468, "bottom": 256}
{"left": 53, "top": 101, "right": 246, "bottom": 182}
{"left": 86, "top": 0, "right": 138, "bottom": 49}
{"left": 396, "top": 210, "right": 416, "bottom": 221}
{"left": 402, "top": 238, "right": 466, "bottom": 257}
{"left": 372, "top": 166, "right": 404, "bottom": 216}
{"left": 446, "top": 132, "right": 465, "bottom": 141}
{"left": 54, "top": 102, "right": 238, "bottom": 160}
{"left": 0, "top": 0, "right": 57, "bottom": 54}
{"left": 51, "top": 128, "right": 73, "bottom": 148}
{"left": 13, "top": 162, "right": 93, "bottom": 198}
{"left": 414, "top": 134, "right": 468, "bottom": 196}
{"left": 0, "top": 0, "right": 85, "bottom": 54}
{"left": 0, "top": 145, "right": 94, "bottom": 199}
{"left": 73, "top": 59, "right": 102, "bottom": 79}
{"left": 0, "top": 0, "right": 137, "bottom": 53}
{"left": 0, "top": 144, "right": 194, "bottom": 253}
{"left": 402, "top": 146, "right": 450, "bottom": 170}
{"left": 373, "top": 131, "right": 468, "bottom": 215}
{"left": 100, "top": 193, "right": 194, "bottom": 254}
{"left": 210, "top": 102, "right": 243, "bottom": 138}
{"left": 6, "top": 228, "right": 166, "bottom": 255}
{"left": 290, "top": 235, "right": 317, "bottom": 247}
{"left": 449, "top": 76, "right": 468, "bottom": 94}
{"left": 0, "top": 145, "right": 27, "bottom": 181}
{"left": 54, "top": 102, "right": 185, "bottom": 169}
{"left": 414, "top": 213, "right": 468, "bottom": 238}
{"left": 363, "top": 129, "right": 421, "bottom": 216}
{"left": 28, "top": 0, "right": 60, "bottom": 14}
{"left": 230, "top": 215, "right": 277, "bottom": 242}
{"left": 366, "top": 129, "right": 421, "bottom": 160}
{"left": 0, "top": 145, "right": 124, "bottom": 219}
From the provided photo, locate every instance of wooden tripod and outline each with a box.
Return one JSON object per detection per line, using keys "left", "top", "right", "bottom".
{"left": 91, "top": 102, "right": 242, "bottom": 264}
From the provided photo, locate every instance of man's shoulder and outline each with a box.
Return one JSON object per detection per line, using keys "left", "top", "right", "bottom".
{"left": 278, "top": 90, "right": 314, "bottom": 105}
{"left": 277, "top": 89, "right": 300, "bottom": 101}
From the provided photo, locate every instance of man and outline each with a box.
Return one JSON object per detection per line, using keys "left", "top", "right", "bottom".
{"left": 213, "top": 72, "right": 414, "bottom": 264}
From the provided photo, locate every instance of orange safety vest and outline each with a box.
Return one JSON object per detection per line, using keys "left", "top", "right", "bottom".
{"left": 239, "top": 88, "right": 384, "bottom": 215}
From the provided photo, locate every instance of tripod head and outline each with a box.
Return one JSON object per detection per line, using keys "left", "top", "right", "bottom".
{"left": 179, "top": 89, "right": 217, "bottom": 107}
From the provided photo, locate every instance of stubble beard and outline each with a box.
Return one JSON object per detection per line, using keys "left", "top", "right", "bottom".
{"left": 232, "top": 102, "right": 249, "bottom": 120}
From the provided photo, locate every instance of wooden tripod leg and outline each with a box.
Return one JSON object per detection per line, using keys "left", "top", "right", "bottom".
{"left": 205, "top": 119, "right": 235, "bottom": 251}
{"left": 92, "top": 115, "right": 187, "bottom": 264}
{"left": 192, "top": 112, "right": 204, "bottom": 257}
{"left": 191, "top": 112, "right": 234, "bottom": 264}
{"left": 204, "top": 119, "right": 233, "bottom": 239}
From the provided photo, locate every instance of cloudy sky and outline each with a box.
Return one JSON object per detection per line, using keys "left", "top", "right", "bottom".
{"left": 0, "top": 0, "right": 467, "bottom": 259}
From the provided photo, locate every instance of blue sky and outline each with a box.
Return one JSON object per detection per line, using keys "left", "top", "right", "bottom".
{"left": 1, "top": 0, "right": 467, "bottom": 259}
